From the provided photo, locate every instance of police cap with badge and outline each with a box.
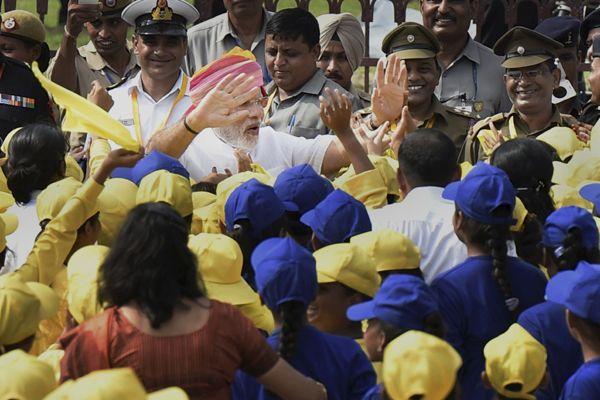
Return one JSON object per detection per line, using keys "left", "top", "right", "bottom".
{"left": 121, "top": 0, "right": 199, "bottom": 36}
{"left": 494, "top": 26, "right": 563, "bottom": 69}
{"left": 100, "top": 0, "right": 133, "bottom": 16}
{"left": 381, "top": 22, "right": 440, "bottom": 59}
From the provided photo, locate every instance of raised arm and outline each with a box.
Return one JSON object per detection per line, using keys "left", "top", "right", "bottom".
{"left": 48, "top": 0, "right": 101, "bottom": 93}
{"left": 148, "top": 74, "right": 260, "bottom": 158}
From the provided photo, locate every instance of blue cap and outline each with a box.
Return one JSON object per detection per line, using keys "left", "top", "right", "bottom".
{"left": 225, "top": 179, "right": 285, "bottom": 239}
{"left": 346, "top": 275, "right": 438, "bottom": 330}
{"left": 580, "top": 183, "right": 600, "bottom": 210}
{"left": 111, "top": 167, "right": 135, "bottom": 183}
{"left": 546, "top": 261, "right": 600, "bottom": 324}
{"left": 130, "top": 150, "right": 190, "bottom": 185}
{"left": 443, "top": 162, "right": 516, "bottom": 225}
{"left": 543, "top": 206, "right": 599, "bottom": 251}
{"left": 535, "top": 16, "right": 580, "bottom": 47}
{"left": 251, "top": 237, "right": 318, "bottom": 311}
{"left": 273, "top": 164, "right": 334, "bottom": 215}
{"left": 300, "top": 189, "right": 371, "bottom": 245}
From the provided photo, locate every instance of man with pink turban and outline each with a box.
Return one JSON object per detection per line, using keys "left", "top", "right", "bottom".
{"left": 149, "top": 48, "right": 355, "bottom": 182}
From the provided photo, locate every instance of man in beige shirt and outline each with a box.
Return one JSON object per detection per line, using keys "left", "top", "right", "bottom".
{"left": 48, "top": 0, "right": 138, "bottom": 97}
{"left": 264, "top": 8, "right": 359, "bottom": 139}
{"left": 185, "top": 0, "right": 271, "bottom": 80}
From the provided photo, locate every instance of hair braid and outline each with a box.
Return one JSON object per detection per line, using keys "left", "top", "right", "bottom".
{"left": 486, "top": 224, "right": 519, "bottom": 319}
{"left": 278, "top": 301, "right": 305, "bottom": 361}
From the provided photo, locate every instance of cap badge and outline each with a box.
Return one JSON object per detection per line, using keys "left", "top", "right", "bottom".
{"left": 151, "top": 0, "right": 173, "bottom": 21}
{"left": 2, "top": 18, "right": 17, "bottom": 31}
{"left": 517, "top": 46, "right": 525, "bottom": 55}
{"left": 407, "top": 34, "right": 415, "bottom": 43}
{"left": 105, "top": 0, "right": 116, "bottom": 7}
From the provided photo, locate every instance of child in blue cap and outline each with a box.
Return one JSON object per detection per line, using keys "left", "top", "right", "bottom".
{"left": 580, "top": 183, "right": 600, "bottom": 217}
{"left": 273, "top": 164, "right": 334, "bottom": 248}
{"left": 225, "top": 179, "right": 286, "bottom": 288}
{"left": 234, "top": 237, "right": 376, "bottom": 400}
{"left": 346, "top": 275, "right": 445, "bottom": 399}
{"left": 431, "top": 162, "right": 547, "bottom": 400}
{"left": 546, "top": 261, "right": 600, "bottom": 399}
{"left": 300, "top": 189, "right": 372, "bottom": 250}
{"left": 518, "top": 206, "right": 599, "bottom": 400}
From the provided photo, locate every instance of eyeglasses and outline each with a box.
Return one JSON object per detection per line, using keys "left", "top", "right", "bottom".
{"left": 504, "top": 69, "right": 546, "bottom": 81}
{"left": 241, "top": 96, "right": 268, "bottom": 109}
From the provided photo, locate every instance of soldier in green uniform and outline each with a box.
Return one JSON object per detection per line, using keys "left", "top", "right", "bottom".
{"left": 467, "top": 27, "right": 579, "bottom": 162}
{"left": 365, "top": 22, "right": 475, "bottom": 161}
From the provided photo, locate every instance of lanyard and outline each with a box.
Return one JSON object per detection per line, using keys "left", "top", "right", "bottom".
{"left": 471, "top": 63, "right": 478, "bottom": 101}
{"left": 262, "top": 89, "right": 277, "bottom": 123}
{"left": 131, "top": 74, "right": 188, "bottom": 144}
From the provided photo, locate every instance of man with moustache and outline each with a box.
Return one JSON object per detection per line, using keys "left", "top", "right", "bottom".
{"left": 48, "top": 0, "right": 138, "bottom": 97}
{"left": 185, "top": 0, "right": 272, "bottom": 82}
{"left": 316, "top": 13, "right": 370, "bottom": 109}
{"left": 366, "top": 22, "right": 475, "bottom": 161}
{"left": 420, "top": 0, "right": 510, "bottom": 119}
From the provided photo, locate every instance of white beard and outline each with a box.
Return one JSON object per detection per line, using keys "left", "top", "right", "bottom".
{"left": 213, "top": 125, "right": 259, "bottom": 151}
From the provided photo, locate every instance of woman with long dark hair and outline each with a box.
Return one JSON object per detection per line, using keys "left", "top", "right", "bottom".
{"left": 4, "top": 123, "right": 68, "bottom": 270}
{"left": 431, "top": 162, "right": 547, "bottom": 400}
{"left": 59, "top": 202, "right": 327, "bottom": 400}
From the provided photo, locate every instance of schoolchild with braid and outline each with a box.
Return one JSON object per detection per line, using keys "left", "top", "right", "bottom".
{"left": 431, "top": 162, "right": 547, "bottom": 400}
{"left": 517, "top": 206, "right": 600, "bottom": 400}
{"left": 233, "top": 237, "right": 376, "bottom": 400}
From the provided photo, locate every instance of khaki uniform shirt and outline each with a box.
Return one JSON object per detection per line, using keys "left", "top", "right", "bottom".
{"left": 420, "top": 96, "right": 475, "bottom": 162}
{"left": 185, "top": 10, "right": 272, "bottom": 80}
{"left": 435, "top": 37, "right": 511, "bottom": 120}
{"left": 48, "top": 41, "right": 138, "bottom": 98}
{"left": 349, "top": 84, "right": 371, "bottom": 109}
{"left": 264, "top": 69, "right": 361, "bottom": 139}
{"left": 467, "top": 106, "right": 578, "bottom": 162}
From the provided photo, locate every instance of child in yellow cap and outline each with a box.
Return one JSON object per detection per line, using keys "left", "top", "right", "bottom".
{"left": 310, "top": 243, "right": 380, "bottom": 340}
{"left": 483, "top": 324, "right": 548, "bottom": 400}
{"left": 0, "top": 349, "right": 57, "bottom": 399}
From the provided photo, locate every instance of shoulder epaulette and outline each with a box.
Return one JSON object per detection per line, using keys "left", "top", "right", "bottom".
{"left": 444, "top": 105, "right": 476, "bottom": 120}
{"left": 472, "top": 113, "right": 506, "bottom": 133}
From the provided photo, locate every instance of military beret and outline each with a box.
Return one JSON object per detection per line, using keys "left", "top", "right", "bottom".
{"left": 0, "top": 10, "right": 45, "bottom": 44}
{"left": 535, "top": 16, "right": 580, "bottom": 48}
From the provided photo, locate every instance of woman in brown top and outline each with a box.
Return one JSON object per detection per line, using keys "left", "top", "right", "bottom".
{"left": 59, "top": 202, "right": 326, "bottom": 400}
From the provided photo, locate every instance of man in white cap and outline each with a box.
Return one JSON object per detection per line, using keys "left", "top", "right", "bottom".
{"left": 106, "top": 0, "right": 198, "bottom": 146}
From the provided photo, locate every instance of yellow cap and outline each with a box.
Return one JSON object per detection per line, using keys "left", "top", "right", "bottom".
{"left": 67, "top": 245, "right": 110, "bottom": 324}
{"left": 0, "top": 275, "right": 59, "bottom": 345}
{"left": 192, "top": 191, "right": 216, "bottom": 209}
{"left": 237, "top": 299, "right": 275, "bottom": 333}
{"left": 537, "top": 127, "right": 583, "bottom": 162}
{"left": 0, "top": 191, "right": 17, "bottom": 251}
{"left": 215, "top": 171, "right": 271, "bottom": 223}
{"left": 44, "top": 367, "right": 188, "bottom": 400}
{"left": 191, "top": 202, "right": 221, "bottom": 234}
{"left": 0, "top": 349, "right": 57, "bottom": 400}
{"left": 97, "top": 178, "right": 138, "bottom": 246}
{"left": 335, "top": 155, "right": 400, "bottom": 197}
{"left": 188, "top": 233, "right": 258, "bottom": 305}
{"left": 552, "top": 149, "right": 600, "bottom": 187}
{"left": 484, "top": 324, "right": 547, "bottom": 400}
{"left": 383, "top": 330, "right": 462, "bottom": 400}
{"left": 136, "top": 170, "right": 193, "bottom": 217}
{"left": 36, "top": 177, "right": 101, "bottom": 222}
{"left": 350, "top": 229, "right": 420, "bottom": 272}
{"left": 314, "top": 243, "right": 380, "bottom": 297}
{"left": 37, "top": 344, "right": 65, "bottom": 382}
{"left": 1, "top": 10, "right": 45, "bottom": 44}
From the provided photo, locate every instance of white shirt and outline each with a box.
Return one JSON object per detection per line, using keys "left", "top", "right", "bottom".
{"left": 3, "top": 192, "right": 41, "bottom": 274}
{"left": 180, "top": 126, "right": 334, "bottom": 181}
{"left": 368, "top": 186, "right": 467, "bottom": 283}
{"left": 108, "top": 70, "right": 191, "bottom": 146}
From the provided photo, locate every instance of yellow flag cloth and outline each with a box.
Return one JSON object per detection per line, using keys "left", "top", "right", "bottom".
{"left": 31, "top": 63, "right": 139, "bottom": 151}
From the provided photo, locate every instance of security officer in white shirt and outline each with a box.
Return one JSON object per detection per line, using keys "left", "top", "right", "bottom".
{"left": 108, "top": 0, "right": 198, "bottom": 147}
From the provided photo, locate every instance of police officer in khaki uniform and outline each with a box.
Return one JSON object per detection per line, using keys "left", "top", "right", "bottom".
{"left": 467, "top": 27, "right": 579, "bottom": 162}
{"left": 0, "top": 10, "right": 51, "bottom": 72}
{"left": 367, "top": 22, "right": 475, "bottom": 161}
{"left": 48, "top": 0, "right": 138, "bottom": 98}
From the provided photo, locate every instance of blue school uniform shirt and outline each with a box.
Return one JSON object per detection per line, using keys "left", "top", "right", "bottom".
{"left": 560, "top": 358, "right": 600, "bottom": 399}
{"left": 431, "top": 255, "right": 547, "bottom": 400}
{"left": 233, "top": 325, "right": 376, "bottom": 400}
{"left": 518, "top": 301, "right": 583, "bottom": 400}
{"left": 362, "top": 384, "right": 383, "bottom": 399}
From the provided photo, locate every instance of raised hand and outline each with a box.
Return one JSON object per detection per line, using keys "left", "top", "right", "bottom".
{"left": 390, "top": 106, "right": 417, "bottom": 155}
{"left": 65, "top": 0, "right": 101, "bottom": 39}
{"left": 371, "top": 56, "right": 408, "bottom": 127}
{"left": 482, "top": 121, "right": 506, "bottom": 155}
{"left": 186, "top": 73, "right": 260, "bottom": 132}
{"left": 234, "top": 149, "right": 253, "bottom": 172}
{"left": 200, "top": 167, "right": 233, "bottom": 185}
{"left": 94, "top": 148, "right": 144, "bottom": 184}
{"left": 320, "top": 88, "right": 353, "bottom": 139}
{"left": 87, "top": 80, "right": 113, "bottom": 112}
{"left": 354, "top": 120, "right": 390, "bottom": 156}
